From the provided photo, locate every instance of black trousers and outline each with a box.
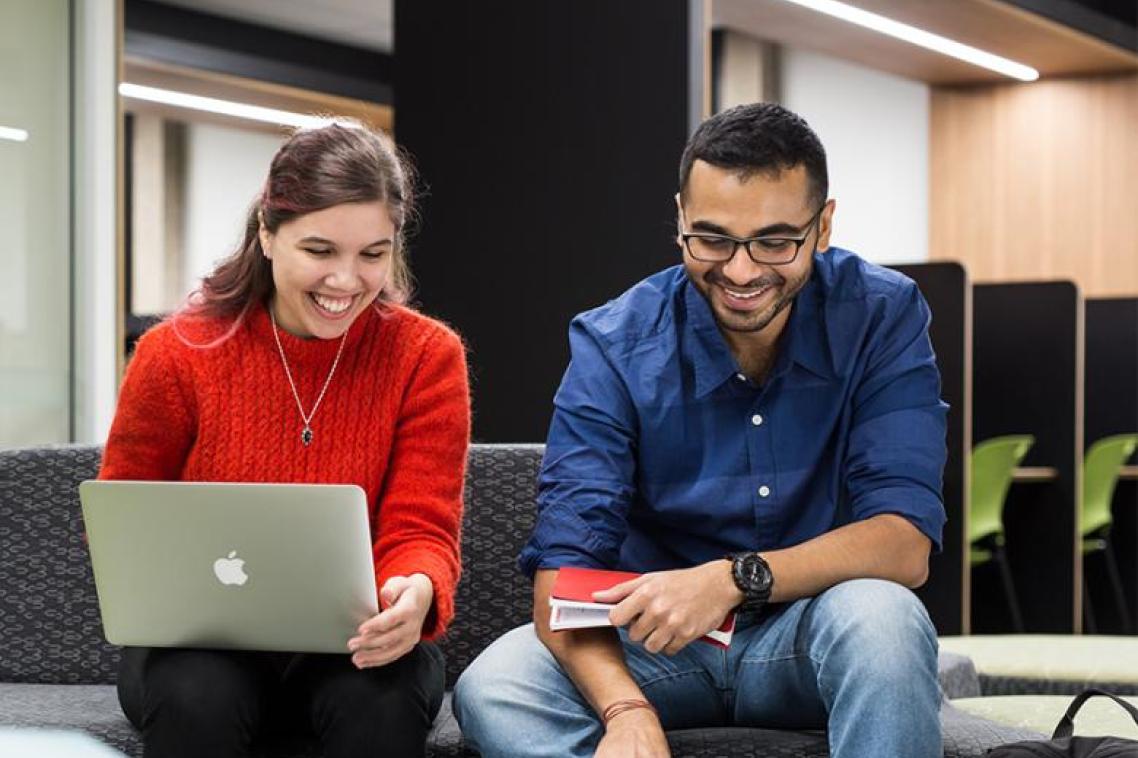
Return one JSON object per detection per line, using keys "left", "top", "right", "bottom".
{"left": 117, "top": 643, "right": 445, "bottom": 758}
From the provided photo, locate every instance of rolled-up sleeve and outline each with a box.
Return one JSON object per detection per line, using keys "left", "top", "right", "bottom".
{"left": 844, "top": 281, "right": 948, "bottom": 551}
{"left": 517, "top": 318, "right": 638, "bottom": 577}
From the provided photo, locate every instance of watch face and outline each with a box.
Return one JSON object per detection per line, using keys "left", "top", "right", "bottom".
{"left": 742, "top": 554, "right": 773, "bottom": 592}
{"left": 732, "top": 548, "right": 769, "bottom": 596}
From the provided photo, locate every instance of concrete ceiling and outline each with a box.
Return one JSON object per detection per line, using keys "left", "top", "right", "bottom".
{"left": 151, "top": 0, "right": 393, "bottom": 52}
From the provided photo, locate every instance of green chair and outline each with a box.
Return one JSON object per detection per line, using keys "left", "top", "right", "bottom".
{"left": 1082, "top": 433, "right": 1138, "bottom": 634}
{"left": 971, "top": 435, "right": 1035, "bottom": 632}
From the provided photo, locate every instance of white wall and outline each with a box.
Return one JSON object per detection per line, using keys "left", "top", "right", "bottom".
{"left": 72, "top": 0, "right": 120, "bottom": 444}
{"left": 781, "top": 48, "right": 929, "bottom": 265}
{"left": 182, "top": 123, "right": 282, "bottom": 295}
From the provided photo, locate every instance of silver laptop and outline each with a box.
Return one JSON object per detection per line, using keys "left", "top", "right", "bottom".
{"left": 79, "top": 480, "right": 379, "bottom": 654}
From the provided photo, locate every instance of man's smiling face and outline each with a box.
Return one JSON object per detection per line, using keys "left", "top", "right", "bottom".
{"left": 679, "top": 160, "right": 833, "bottom": 336}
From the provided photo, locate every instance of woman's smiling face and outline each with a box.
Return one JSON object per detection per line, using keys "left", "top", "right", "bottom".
{"left": 260, "top": 200, "right": 396, "bottom": 339}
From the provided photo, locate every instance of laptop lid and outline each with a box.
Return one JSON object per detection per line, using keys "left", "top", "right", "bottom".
{"left": 79, "top": 480, "right": 379, "bottom": 654}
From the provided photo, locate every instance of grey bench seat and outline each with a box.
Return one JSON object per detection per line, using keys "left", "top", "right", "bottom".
{"left": 0, "top": 443, "right": 1032, "bottom": 757}
{"left": 939, "top": 635, "right": 1138, "bottom": 696}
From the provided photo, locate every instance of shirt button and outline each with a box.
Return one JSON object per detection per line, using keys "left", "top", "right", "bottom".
{"left": 751, "top": 414, "right": 763, "bottom": 426}
{"left": 758, "top": 485, "right": 771, "bottom": 498}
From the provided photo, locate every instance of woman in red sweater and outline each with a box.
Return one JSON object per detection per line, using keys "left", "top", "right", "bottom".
{"left": 99, "top": 121, "right": 470, "bottom": 758}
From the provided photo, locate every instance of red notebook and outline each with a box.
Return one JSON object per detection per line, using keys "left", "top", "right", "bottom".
{"left": 549, "top": 566, "right": 735, "bottom": 648}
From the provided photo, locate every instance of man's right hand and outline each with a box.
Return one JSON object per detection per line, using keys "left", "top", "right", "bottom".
{"left": 595, "top": 707, "right": 671, "bottom": 758}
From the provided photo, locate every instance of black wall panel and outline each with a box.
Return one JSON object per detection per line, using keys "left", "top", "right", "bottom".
{"left": 394, "top": 0, "right": 694, "bottom": 442}
{"left": 1085, "top": 297, "right": 1138, "bottom": 632}
{"left": 973, "top": 282, "right": 1081, "bottom": 633}
{"left": 893, "top": 263, "right": 969, "bottom": 635}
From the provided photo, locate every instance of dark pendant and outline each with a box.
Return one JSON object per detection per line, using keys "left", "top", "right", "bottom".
{"left": 301, "top": 426, "right": 313, "bottom": 446}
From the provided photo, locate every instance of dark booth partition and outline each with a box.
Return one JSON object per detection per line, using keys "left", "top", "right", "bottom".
{"left": 892, "top": 263, "right": 970, "bottom": 635}
{"left": 1084, "top": 297, "right": 1138, "bottom": 633}
{"left": 394, "top": 0, "right": 701, "bottom": 443}
{"left": 973, "top": 282, "right": 1082, "bottom": 633}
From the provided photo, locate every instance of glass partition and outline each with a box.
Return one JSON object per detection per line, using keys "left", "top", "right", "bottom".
{"left": 0, "top": 0, "right": 72, "bottom": 446}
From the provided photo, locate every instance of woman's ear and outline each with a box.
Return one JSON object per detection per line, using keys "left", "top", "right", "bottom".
{"left": 258, "top": 212, "right": 273, "bottom": 260}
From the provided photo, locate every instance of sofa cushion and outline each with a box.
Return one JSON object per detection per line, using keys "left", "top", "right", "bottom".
{"left": 939, "top": 650, "right": 981, "bottom": 699}
{"left": 0, "top": 683, "right": 1046, "bottom": 758}
{"left": 0, "top": 684, "right": 322, "bottom": 757}
{"left": 939, "top": 700, "right": 1045, "bottom": 756}
{"left": 441, "top": 444, "right": 544, "bottom": 687}
{"left": 952, "top": 695, "right": 1138, "bottom": 739}
{"left": 0, "top": 443, "right": 549, "bottom": 689}
{"left": 0, "top": 445, "right": 118, "bottom": 685}
{"left": 0, "top": 683, "right": 138, "bottom": 755}
{"left": 939, "top": 636, "right": 1138, "bottom": 695}
{"left": 427, "top": 694, "right": 467, "bottom": 757}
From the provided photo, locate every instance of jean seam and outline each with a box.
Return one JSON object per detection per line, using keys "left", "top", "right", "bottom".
{"left": 636, "top": 668, "right": 713, "bottom": 690}
{"left": 738, "top": 652, "right": 812, "bottom": 666}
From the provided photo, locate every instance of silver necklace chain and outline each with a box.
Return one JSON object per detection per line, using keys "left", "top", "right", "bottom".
{"left": 270, "top": 309, "right": 348, "bottom": 447}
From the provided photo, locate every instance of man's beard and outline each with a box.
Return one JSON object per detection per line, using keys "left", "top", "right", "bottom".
{"left": 702, "top": 265, "right": 810, "bottom": 334}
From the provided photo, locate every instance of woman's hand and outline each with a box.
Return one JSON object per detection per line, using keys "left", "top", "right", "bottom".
{"left": 347, "top": 573, "right": 434, "bottom": 669}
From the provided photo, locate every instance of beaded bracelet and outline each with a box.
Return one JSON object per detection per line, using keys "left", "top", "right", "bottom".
{"left": 601, "top": 698, "right": 658, "bottom": 726}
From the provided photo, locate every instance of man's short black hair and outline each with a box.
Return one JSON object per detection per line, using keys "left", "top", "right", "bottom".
{"left": 679, "top": 103, "right": 828, "bottom": 208}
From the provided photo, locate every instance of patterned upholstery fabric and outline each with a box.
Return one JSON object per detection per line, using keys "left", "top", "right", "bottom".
{"left": 0, "top": 445, "right": 118, "bottom": 684}
{"left": 654, "top": 701, "right": 1045, "bottom": 758}
{"left": 0, "top": 443, "right": 1038, "bottom": 757}
{"left": 0, "top": 684, "right": 1041, "bottom": 758}
{"left": 939, "top": 701, "right": 1045, "bottom": 755}
{"left": 939, "top": 636, "right": 1138, "bottom": 696}
{"left": 979, "top": 675, "right": 1138, "bottom": 697}
{"left": 0, "top": 683, "right": 136, "bottom": 752}
{"left": 439, "top": 444, "right": 544, "bottom": 686}
{"left": 939, "top": 651, "right": 982, "bottom": 699}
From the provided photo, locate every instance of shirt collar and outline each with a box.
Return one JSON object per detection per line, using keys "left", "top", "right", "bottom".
{"left": 681, "top": 268, "right": 835, "bottom": 399}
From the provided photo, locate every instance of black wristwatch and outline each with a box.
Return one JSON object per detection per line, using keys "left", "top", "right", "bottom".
{"left": 727, "top": 552, "right": 774, "bottom": 612}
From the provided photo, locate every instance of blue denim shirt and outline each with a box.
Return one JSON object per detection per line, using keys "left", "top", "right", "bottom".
{"left": 518, "top": 248, "right": 948, "bottom": 577}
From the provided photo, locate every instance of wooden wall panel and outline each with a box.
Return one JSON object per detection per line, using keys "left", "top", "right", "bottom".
{"left": 930, "top": 74, "right": 1138, "bottom": 297}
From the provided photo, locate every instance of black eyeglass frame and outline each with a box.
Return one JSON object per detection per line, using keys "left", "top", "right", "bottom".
{"left": 679, "top": 203, "right": 827, "bottom": 267}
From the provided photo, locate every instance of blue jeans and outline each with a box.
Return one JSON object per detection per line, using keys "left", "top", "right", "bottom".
{"left": 453, "top": 578, "right": 941, "bottom": 758}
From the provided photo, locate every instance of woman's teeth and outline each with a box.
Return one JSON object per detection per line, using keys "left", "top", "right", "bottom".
{"left": 311, "top": 293, "right": 353, "bottom": 313}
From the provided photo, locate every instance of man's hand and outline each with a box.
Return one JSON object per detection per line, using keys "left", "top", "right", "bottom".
{"left": 593, "top": 560, "right": 741, "bottom": 655}
{"left": 347, "top": 573, "right": 433, "bottom": 669}
{"left": 595, "top": 707, "right": 671, "bottom": 758}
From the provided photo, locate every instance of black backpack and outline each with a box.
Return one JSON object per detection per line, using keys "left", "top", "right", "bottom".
{"left": 988, "top": 689, "right": 1138, "bottom": 757}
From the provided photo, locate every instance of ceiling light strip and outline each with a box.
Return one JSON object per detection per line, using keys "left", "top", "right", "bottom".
{"left": 779, "top": 0, "right": 1039, "bottom": 81}
{"left": 0, "top": 126, "right": 30, "bottom": 142}
{"left": 118, "top": 83, "right": 335, "bottom": 129}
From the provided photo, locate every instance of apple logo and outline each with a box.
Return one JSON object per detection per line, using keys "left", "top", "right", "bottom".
{"left": 213, "top": 550, "right": 249, "bottom": 586}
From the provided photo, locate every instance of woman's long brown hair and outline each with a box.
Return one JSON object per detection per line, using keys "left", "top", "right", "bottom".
{"left": 179, "top": 119, "right": 417, "bottom": 338}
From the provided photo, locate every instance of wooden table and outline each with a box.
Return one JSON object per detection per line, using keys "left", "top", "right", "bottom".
{"left": 1012, "top": 466, "right": 1060, "bottom": 482}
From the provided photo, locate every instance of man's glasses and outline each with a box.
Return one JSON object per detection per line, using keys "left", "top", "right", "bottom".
{"left": 680, "top": 204, "right": 826, "bottom": 266}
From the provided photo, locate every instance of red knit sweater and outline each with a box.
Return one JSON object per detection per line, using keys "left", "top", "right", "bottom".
{"left": 98, "top": 300, "right": 471, "bottom": 640}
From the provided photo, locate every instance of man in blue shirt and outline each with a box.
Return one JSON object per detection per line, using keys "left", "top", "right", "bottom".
{"left": 454, "top": 103, "right": 947, "bottom": 758}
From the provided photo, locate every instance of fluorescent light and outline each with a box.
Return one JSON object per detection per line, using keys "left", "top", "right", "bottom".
{"left": 118, "top": 83, "right": 344, "bottom": 129}
{"left": 778, "top": 0, "right": 1039, "bottom": 81}
{"left": 0, "top": 126, "right": 29, "bottom": 142}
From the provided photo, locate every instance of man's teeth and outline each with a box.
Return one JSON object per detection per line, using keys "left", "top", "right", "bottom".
{"left": 724, "top": 287, "right": 767, "bottom": 299}
{"left": 312, "top": 293, "right": 353, "bottom": 313}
